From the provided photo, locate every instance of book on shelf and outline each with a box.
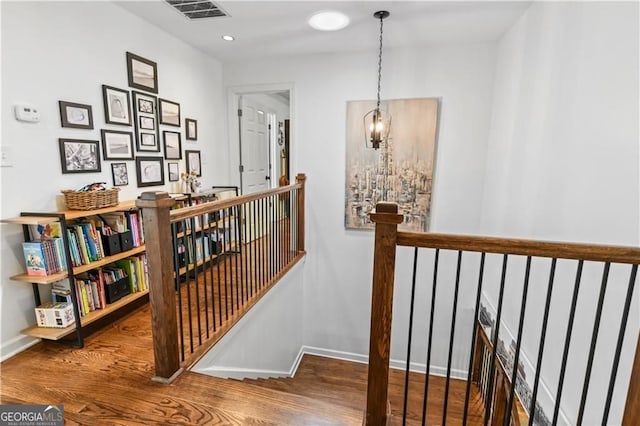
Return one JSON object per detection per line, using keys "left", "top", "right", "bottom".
{"left": 22, "top": 239, "right": 65, "bottom": 276}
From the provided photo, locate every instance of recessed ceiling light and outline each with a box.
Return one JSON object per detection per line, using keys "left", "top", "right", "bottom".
{"left": 308, "top": 10, "right": 350, "bottom": 31}
{"left": 222, "top": 35, "right": 235, "bottom": 41}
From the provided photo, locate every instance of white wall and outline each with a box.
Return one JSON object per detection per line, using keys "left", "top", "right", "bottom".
{"left": 224, "top": 43, "right": 497, "bottom": 374}
{"left": 193, "top": 258, "right": 304, "bottom": 379}
{"left": 0, "top": 1, "right": 226, "bottom": 358}
{"left": 480, "top": 2, "right": 639, "bottom": 424}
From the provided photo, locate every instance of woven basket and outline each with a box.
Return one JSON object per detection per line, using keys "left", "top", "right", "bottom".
{"left": 62, "top": 188, "right": 120, "bottom": 210}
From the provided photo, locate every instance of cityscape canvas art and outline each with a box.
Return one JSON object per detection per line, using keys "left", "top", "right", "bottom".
{"left": 345, "top": 98, "right": 439, "bottom": 231}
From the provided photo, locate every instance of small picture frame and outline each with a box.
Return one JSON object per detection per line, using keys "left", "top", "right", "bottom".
{"left": 185, "top": 118, "right": 197, "bottom": 140}
{"left": 126, "top": 52, "right": 158, "bottom": 94}
{"left": 185, "top": 150, "right": 201, "bottom": 177}
{"left": 168, "top": 162, "right": 179, "bottom": 182}
{"left": 136, "top": 156, "right": 165, "bottom": 187}
{"left": 101, "top": 129, "right": 135, "bottom": 160}
{"left": 159, "top": 98, "right": 180, "bottom": 127}
{"left": 132, "top": 91, "right": 160, "bottom": 152}
{"left": 111, "top": 162, "right": 129, "bottom": 186}
{"left": 163, "top": 131, "right": 182, "bottom": 160}
{"left": 59, "top": 101, "right": 93, "bottom": 129}
{"left": 58, "top": 139, "right": 101, "bottom": 174}
{"left": 102, "top": 85, "right": 132, "bottom": 126}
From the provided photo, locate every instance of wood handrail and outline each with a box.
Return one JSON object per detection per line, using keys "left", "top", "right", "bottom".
{"left": 170, "top": 183, "right": 302, "bottom": 223}
{"left": 397, "top": 231, "right": 640, "bottom": 264}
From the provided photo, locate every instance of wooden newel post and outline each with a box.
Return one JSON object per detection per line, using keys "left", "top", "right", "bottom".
{"left": 136, "top": 192, "right": 183, "bottom": 383}
{"left": 295, "top": 173, "right": 306, "bottom": 252}
{"left": 623, "top": 332, "right": 640, "bottom": 425}
{"left": 365, "top": 202, "right": 403, "bottom": 426}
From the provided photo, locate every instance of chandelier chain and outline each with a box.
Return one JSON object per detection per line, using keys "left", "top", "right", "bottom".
{"left": 376, "top": 15, "right": 384, "bottom": 110}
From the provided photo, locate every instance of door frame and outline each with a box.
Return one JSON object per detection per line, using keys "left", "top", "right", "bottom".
{"left": 227, "top": 83, "right": 295, "bottom": 195}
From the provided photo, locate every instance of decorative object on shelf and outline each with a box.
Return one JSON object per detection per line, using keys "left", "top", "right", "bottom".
{"left": 58, "top": 138, "right": 101, "bottom": 174}
{"left": 185, "top": 118, "right": 197, "bottom": 140}
{"left": 102, "top": 85, "right": 132, "bottom": 126}
{"left": 61, "top": 186, "right": 120, "bottom": 210}
{"left": 363, "top": 10, "right": 391, "bottom": 150}
{"left": 136, "top": 156, "right": 165, "bottom": 187}
{"left": 126, "top": 51, "right": 158, "bottom": 94}
{"left": 181, "top": 170, "right": 201, "bottom": 193}
{"left": 345, "top": 97, "right": 440, "bottom": 232}
{"left": 111, "top": 163, "right": 129, "bottom": 186}
{"left": 59, "top": 101, "right": 94, "bottom": 129}
{"left": 185, "top": 149, "right": 201, "bottom": 177}
{"left": 132, "top": 91, "right": 160, "bottom": 153}
{"left": 277, "top": 121, "right": 284, "bottom": 145}
{"left": 101, "top": 129, "right": 135, "bottom": 160}
{"left": 167, "top": 162, "right": 179, "bottom": 182}
{"left": 163, "top": 130, "right": 182, "bottom": 160}
{"left": 159, "top": 98, "right": 180, "bottom": 127}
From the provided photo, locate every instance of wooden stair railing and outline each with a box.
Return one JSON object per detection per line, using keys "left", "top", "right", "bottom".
{"left": 365, "top": 202, "right": 640, "bottom": 426}
{"left": 137, "top": 174, "right": 306, "bottom": 383}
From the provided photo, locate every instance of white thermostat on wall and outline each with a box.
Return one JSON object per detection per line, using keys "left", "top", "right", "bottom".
{"left": 14, "top": 104, "right": 41, "bottom": 123}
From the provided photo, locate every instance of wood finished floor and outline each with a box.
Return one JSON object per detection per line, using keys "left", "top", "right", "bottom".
{"left": 0, "top": 300, "right": 484, "bottom": 426}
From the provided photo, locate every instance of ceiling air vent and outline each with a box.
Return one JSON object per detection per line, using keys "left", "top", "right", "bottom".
{"left": 165, "top": 0, "right": 229, "bottom": 20}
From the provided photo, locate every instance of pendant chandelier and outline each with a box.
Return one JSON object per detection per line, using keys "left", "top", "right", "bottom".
{"left": 364, "top": 10, "right": 391, "bottom": 150}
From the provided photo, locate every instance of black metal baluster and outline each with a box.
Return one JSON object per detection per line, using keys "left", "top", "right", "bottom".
{"left": 252, "top": 201, "right": 258, "bottom": 292}
{"left": 234, "top": 204, "right": 243, "bottom": 308}
{"left": 528, "top": 258, "right": 557, "bottom": 425}
{"left": 271, "top": 195, "right": 276, "bottom": 280}
{"left": 403, "top": 248, "right": 420, "bottom": 425}
{"left": 504, "top": 256, "right": 532, "bottom": 426}
{"left": 200, "top": 214, "right": 210, "bottom": 339}
{"left": 463, "top": 252, "right": 486, "bottom": 425}
{"left": 206, "top": 214, "right": 217, "bottom": 332}
{"left": 217, "top": 210, "right": 226, "bottom": 322}
{"left": 483, "top": 254, "right": 509, "bottom": 426}
{"left": 228, "top": 207, "right": 239, "bottom": 311}
{"left": 421, "top": 249, "right": 440, "bottom": 425}
{"left": 222, "top": 208, "right": 232, "bottom": 316}
{"left": 443, "top": 251, "right": 463, "bottom": 426}
{"left": 184, "top": 219, "right": 195, "bottom": 354}
{"left": 243, "top": 203, "right": 251, "bottom": 299}
{"left": 262, "top": 197, "right": 268, "bottom": 286}
{"left": 172, "top": 222, "right": 185, "bottom": 362}
{"left": 602, "top": 264, "right": 638, "bottom": 424}
{"left": 189, "top": 215, "right": 202, "bottom": 347}
{"left": 553, "top": 260, "right": 584, "bottom": 425}
{"left": 577, "top": 262, "right": 611, "bottom": 424}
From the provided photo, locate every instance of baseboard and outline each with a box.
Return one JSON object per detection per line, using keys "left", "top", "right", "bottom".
{"left": 301, "top": 346, "right": 466, "bottom": 380}
{"left": 1, "top": 334, "right": 40, "bottom": 362}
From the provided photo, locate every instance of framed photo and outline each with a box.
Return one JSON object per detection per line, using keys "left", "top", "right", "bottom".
{"left": 185, "top": 150, "right": 201, "bottom": 177}
{"left": 102, "top": 85, "right": 132, "bottom": 126}
{"left": 168, "top": 162, "right": 179, "bottom": 182}
{"left": 136, "top": 156, "right": 165, "bottom": 187}
{"left": 101, "top": 129, "right": 134, "bottom": 160}
{"left": 58, "top": 139, "right": 101, "bottom": 174}
{"left": 111, "top": 162, "right": 129, "bottom": 186}
{"left": 159, "top": 98, "right": 180, "bottom": 127}
{"left": 59, "top": 101, "right": 93, "bottom": 129}
{"left": 126, "top": 52, "right": 158, "bottom": 94}
{"left": 163, "top": 131, "right": 182, "bottom": 160}
{"left": 132, "top": 91, "right": 160, "bottom": 152}
{"left": 185, "top": 118, "right": 197, "bottom": 140}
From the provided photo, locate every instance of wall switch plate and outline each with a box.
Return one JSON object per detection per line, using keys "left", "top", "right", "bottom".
{"left": 1, "top": 145, "right": 13, "bottom": 167}
{"left": 14, "top": 104, "right": 40, "bottom": 123}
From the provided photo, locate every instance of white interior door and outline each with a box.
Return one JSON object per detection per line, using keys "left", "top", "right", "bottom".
{"left": 239, "top": 96, "right": 270, "bottom": 195}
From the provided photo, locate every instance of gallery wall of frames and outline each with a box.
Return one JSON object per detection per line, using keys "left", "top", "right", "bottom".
{"left": 57, "top": 51, "right": 201, "bottom": 189}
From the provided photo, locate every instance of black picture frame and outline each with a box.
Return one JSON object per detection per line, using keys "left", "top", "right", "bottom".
{"left": 101, "top": 129, "right": 135, "bottom": 160}
{"left": 132, "top": 91, "right": 160, "bottom": 152}
{"left": 111, "top": 162, "right": 129, "bottom": 186}
{"left": 159, "top": 98, "right": 180, "bottom": 127}
{"left": 102, "top": 85, "right": 132, "bottom": 126}
{"left": 163, "top": 131, "right": 182, "bottom": 160}
{"left": 185, "top": 150, "right": 201, "bottom": 177}
{"left": 168, "top": 162, "right": 179, "bottom": 182}
{"left": 136, "top": 156, "right": 165, "bottom": 187}
{"left": 58, "top": 138, "right": 101, "bottom": 174}
{"left": 59, "top": 101, "right": 93, "bottom": 129}
{"left": 126, "top": 52, "right": 158, "bottom": 94}
{"left": 185, "top": 118, "right": 197, "bottom": 140}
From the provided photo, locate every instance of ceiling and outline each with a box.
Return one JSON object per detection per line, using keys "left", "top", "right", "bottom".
{"left": 115, "top": 1, "right": 531, "bottom": 63}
